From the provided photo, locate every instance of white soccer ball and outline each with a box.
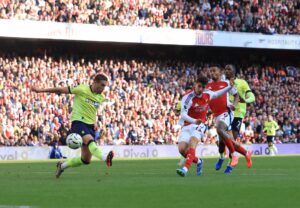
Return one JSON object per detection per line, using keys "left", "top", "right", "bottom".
{"left": 66, "top": 133, "right": 83, "bottom": 149}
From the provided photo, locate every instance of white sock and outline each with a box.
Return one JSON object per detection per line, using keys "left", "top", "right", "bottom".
{"left": 273, "top": 145, "right": 278, "bottom": 154}
{"left": 178, "top": 158, "right": 186, "bottom": 166}
{"left": 61, "top": 162, "right": 68, "bottom": 170}
{"left": 101, "top": 154, "right": 107, "bottom": 161}
{"left": 183, "top": 167, "right": 188, "bottom": 172}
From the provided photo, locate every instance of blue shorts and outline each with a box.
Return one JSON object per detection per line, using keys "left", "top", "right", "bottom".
{"left": 70, "top": 121, "right": 95, "bottom": 139}
{"left": 267, "top": 136, "right": 275, "bottom": 143}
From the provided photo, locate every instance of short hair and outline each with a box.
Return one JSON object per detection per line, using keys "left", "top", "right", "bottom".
{"left": 225, "top": 64, "right": 236, "bottom": 74}
{"left": 210, "top": 66, "right": 221, "bottom": 72}
{"left": 94, "top": 74, "right": 108, "bottom": 82}
{"left": 196, "top": 76, "right": 208, "bottom": 86}
{"left": 210, "top": 64, "right": 222, "bottom": 69}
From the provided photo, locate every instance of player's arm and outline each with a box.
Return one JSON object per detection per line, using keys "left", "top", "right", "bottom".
{"left": 231, "top": 92, "right": 239, "bottom": 110}
{"left": 274, "top": 121, "right": 279, "bottom": 131}
{"left": 180, "top": 96, "right": 202, "bottom": 124}
{"left": 207, "top": 83, "right": 234, "bottom": 100}
{"left": 243, "top": 80, "right": 255, "bottom": 103}
{"left": 245, "top": 90, "right": 255, "bottom": 103}
{"left": 31, "top": 85, "right": 70, "bottom": 94}
{"left": 263, "top": 122, "right": 268, "bottom": 133}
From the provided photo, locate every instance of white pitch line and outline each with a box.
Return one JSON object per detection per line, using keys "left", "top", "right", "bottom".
{"left": 0, "top": 206, "right": 35, "bottom": 208}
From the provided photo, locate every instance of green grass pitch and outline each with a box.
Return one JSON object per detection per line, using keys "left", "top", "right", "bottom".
{"left": 0, "top": 156, "right": 299, "bottom": 208}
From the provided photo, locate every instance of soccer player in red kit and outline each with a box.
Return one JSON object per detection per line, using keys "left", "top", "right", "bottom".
{"left": 176, "top": 76, "right": 234, "bottom": 177}
{"left": 206, "top": 66, "right": 249, "bottom": 174}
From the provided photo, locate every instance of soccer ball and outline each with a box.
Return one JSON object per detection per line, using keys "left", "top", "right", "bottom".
{"left": 66, "top": 133, "right": 83, "bottom": 149}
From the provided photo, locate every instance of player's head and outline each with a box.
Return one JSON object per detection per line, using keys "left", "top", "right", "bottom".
{"left": 92, "top": 74, "right": 109, "bottom": 94}
{"left": 194, "top": 76, "right": 208, "bottom": 96}
{"left": 224, "top": 64, "right": 236, "bottom": 79}
{"left": 268, "top": 115, "right": 273, "bottom": 121}
{"left": 210, "top": 66, "right": 221, "bottom": 81}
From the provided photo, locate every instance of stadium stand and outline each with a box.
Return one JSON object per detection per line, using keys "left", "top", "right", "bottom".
{"left": 0, "top": 54, "right": 299, "bottom": 146}
{"left": 0, "top": 0, "right": 299, "bottom": 34}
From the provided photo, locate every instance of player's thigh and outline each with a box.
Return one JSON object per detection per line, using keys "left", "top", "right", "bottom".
{"left": 178, "top": 126, "right": 193, "bottom": 143}
{"left": 187, "top": 124, "right": 207, "bottom": 148}
{"left": 82, "top": 134, "right": 95, "bottom": 144}
{"left": 215, "top": 112, "right": 234, "bottom": 131}
{"left": 193, "top": 123, "right": 207, "bottom": 137}
{"left": 70, "top": 121, "right": 95, "bottom": 145}
{"left": 178, "top": 141, "right": 188, "bottom": 151}
{"left": 188, "top": 136, "right": 199, "bottom": 148}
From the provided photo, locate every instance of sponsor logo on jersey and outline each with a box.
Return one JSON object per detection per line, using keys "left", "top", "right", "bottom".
{"left": 85, "top": 98, "right": 100, "bottom": 108}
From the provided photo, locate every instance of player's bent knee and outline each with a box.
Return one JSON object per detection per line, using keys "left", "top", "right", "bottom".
{"left": 178, "top": 146, "right": 188, "bottom": 157}
{"left": 179, "top": 149, "right": 187, "bottom": 157}
{"left": 189, "top": 137, "right": 199, "bottom": 148}
{"left": 217, "top": 129, "right": 226, "bottom": 138}
{"left": 81, "top": 158, "right": 91, "bottom": 165}
{"left": 82, "top": 134, "right": 94, "bottom": 145}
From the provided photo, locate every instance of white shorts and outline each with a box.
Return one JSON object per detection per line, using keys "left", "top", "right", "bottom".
{"left": 214, "top": 111, "right": 234, "bottom": 131}
{"left": 178, "top": 124, "right": 208, "bottom": 143}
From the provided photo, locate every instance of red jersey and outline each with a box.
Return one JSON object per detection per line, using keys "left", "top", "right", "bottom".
{"left": 205, "top": 80, "right": 236, "bottom": 117}
{"left": 180, "top": 91, "right": 211, "bottom": 126}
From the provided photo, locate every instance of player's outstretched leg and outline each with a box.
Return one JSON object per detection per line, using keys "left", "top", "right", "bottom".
{"left": 86, "top": 138, "right": 114, "bottom": 166}
{"left": 56, "top": 157, "right": 85, "bottom": 178}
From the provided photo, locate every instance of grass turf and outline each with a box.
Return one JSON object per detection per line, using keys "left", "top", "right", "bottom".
{"left": 0, "top": 156, "right": 299, "bottom": 208}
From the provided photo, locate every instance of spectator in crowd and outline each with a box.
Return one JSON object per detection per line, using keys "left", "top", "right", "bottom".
{"left": 0, "top": 55, "right": 299, "bottom": 147}
{"left": 0, "top": 0, "right": 299, "bottom": 34}
{"left": 49, "top": 142, "right": 64, "bottom": 159}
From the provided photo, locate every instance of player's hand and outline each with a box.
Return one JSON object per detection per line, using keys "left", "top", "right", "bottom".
{"left": 30, "top": 85, "right": 41, "bottom": 93}
{"left": 229, "top": 104, "right": 236, "bottom": 111}
{"left": 229, "top": 78, "right": 235, "bottom": 87}
{"left": 195, "top": 119, "right": 202, "bottom": 124}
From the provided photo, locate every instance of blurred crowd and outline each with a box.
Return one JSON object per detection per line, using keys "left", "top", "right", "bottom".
{"left": 0, "top": 0, "right": 300, "bottom": 34}
{"left": 0, "top": 55, "right": 299, "bottom": 147}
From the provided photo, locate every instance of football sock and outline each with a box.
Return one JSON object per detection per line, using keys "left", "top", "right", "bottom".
{"left": 235, "top": 145, "right": 247, "bottom": 156}
{"left": 194, "top": 158, "right": 202, "bottom": 164}
{"left": 62, "top": 157, "right": 83, "bottom": 170}
{"left": 273, "top": 145, "right": 278, "bottom": 154}
{"left": 183, "top": 153, "right": 199, "bottom": 164}
{"left": 223, "top": 139, "right": 235, "bottom": 156}
{"left": 184, "top": 148, "right": 195, "bottom": 170}
{"left": 88, "top": 140, "right": 104, "bottom": 160}
{"left": 219, "top": 152, "right": 225, "bottom": 159}
{"left": 269, "top": 144, "right": 275, "bottom": 155}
